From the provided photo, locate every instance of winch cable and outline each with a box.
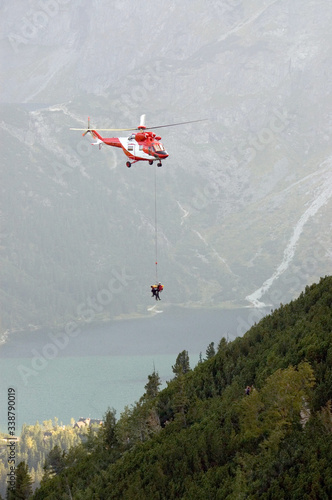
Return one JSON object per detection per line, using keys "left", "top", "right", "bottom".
{"left": 154, "top": 165, "right": 158, "bottom": 283}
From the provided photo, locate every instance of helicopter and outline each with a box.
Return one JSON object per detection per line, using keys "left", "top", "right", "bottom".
{"left": 70, "top": 114, "right": 206, "bottom": 168}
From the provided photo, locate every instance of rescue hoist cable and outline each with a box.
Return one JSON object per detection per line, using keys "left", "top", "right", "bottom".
{"left": 154, "top": 165, "right": 158, "bottom": 283}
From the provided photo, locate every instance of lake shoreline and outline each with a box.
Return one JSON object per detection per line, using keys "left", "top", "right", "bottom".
{"left": 0, "top": 300, "right": 265, "bottom": 346}
{"left": 0, "top": 307, "right": 270, "bottom": 432}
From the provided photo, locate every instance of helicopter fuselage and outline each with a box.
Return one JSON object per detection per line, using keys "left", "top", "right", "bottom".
{"left": 70, "top": 114, "right": 207, "bottom": 167}
{"left": 91, "top": 129, "right": 168, "bottom": 164}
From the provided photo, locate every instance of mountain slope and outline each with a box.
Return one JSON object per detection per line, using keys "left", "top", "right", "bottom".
{"left": 32, "top": 276, "right": 332, "bottom": 499}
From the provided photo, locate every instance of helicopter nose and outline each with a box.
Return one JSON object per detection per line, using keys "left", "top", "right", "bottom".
{"left": 158, "top": 151, "right": 168, "bottom": 159}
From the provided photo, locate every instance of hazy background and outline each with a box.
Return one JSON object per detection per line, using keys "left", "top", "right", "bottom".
{"left": 1, "top": 0, "right": 332, "bottom": 334}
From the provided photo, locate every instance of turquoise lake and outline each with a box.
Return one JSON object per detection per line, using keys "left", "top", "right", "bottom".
{"left": 0, "top": 306, "right": 268, "bottom": 432}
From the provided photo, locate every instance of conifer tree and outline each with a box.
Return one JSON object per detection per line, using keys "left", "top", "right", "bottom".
{"left": 144, "top": 370, "right": 161, "bottom": 400}
{"left": 173, "top": 374, "right": 190, "bottom": 428}
{"left": 101, "top": 408, "right": 117, "bottom": 448}
{"left": 115, "top": 406, "right": 133, "bottom": 447}
{"left": 205, "top": 342, "right": 216, "bottom": 359}
{"left": 217, "top": 336, "right": 228, "bottom": 353}
{"left": 7, "top": 461, "right": 32, "bottom": 499}
{"left": 43, "top": 445, "right": 66, "bottom": 476}
{"left": 172, "top": 350, "right": 190, "bottom": 377}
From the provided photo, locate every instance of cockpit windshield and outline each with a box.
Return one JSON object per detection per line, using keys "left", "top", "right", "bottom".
{"left": 153, "top": 143, "right": 165, "bottom": 152}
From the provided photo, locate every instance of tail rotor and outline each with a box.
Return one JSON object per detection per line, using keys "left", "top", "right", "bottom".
{"left": 82, "top": 117, "right": 91, "bottom": 137}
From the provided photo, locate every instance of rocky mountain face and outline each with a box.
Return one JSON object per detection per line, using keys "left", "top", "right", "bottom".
{"left": 1, "top": 0, "right": 331, "bottom": 332}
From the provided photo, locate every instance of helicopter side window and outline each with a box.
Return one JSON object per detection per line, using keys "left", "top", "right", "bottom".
{"left": 128, "top": 134, "right": 135, "bottom": 140}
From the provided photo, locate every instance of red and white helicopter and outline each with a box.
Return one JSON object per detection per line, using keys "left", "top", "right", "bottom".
{"left": 71, "top": 114, "right": 206, "bottom": 168}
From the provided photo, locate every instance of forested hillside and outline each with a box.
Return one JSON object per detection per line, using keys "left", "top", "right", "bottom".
{"left": 25, "top": 276, "right": 332, "bottom": 499}
{"left": 0, "top": 420, "right": 94, "bottom": 499}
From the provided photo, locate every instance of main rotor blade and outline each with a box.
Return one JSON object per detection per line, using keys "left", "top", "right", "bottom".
{"left": 70, "top": 127, "right": 137, "bottom": 131}
{"left": 91, "top": 127, "right": 138, "bottom": 131}
{"left": 147, "top": 118, "right": 208, "bottom": 130}
{"left": 70, "top": 119, "right": 207, "bottom": 133}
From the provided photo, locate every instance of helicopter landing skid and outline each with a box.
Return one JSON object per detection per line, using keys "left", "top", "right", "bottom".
{"left": 126, "top": 160, "right": 162, "bottom": 168}
{"left": 126, "top": 160, "right": 140, "bottom": 168}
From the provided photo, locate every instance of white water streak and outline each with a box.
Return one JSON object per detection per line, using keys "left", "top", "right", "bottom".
{"left": 246, "top": 164, "right": 332, "bottom": 307}
{"left": 193, "top": 230, "right": 235, "bottom": 274}
{"left": 177, "top": 201, "right": 189, "bottom": 225}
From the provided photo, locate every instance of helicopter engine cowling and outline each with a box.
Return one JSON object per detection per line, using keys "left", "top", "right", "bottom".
{"left": 135, "top": 132, "right": 146, "bottom": 142}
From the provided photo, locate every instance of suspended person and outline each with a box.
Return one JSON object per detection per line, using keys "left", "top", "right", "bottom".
{"left": 151, "top": 283, "right": 163, "bottom": 300}
{"left": 156, "top": 282, "right": 163, "bottom": 300}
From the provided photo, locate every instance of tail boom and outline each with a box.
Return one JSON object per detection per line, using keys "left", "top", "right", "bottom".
{"left": 89, "top": 130, "right": 122, "bottom": 148}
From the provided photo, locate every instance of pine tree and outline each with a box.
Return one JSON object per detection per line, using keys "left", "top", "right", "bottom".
{"left": 172, "top": 350, "right": 190, "bottom": 377}
{"left": 205, "top": 342, "right": 216, "bottom": 360}
{"left": 7, "top": 461, "right": 33, "bottom": 499}
{"left": 101, "top": 408, "right": 117, "bottom": 448}
{"left": 144, "top": 370, "right": 161, "bottom": 400}
{"left": 173, "top": 374, "right": 190, "bottom": 428}
{"left": 43, "top": 445, "right": 66, "bottom": 476}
